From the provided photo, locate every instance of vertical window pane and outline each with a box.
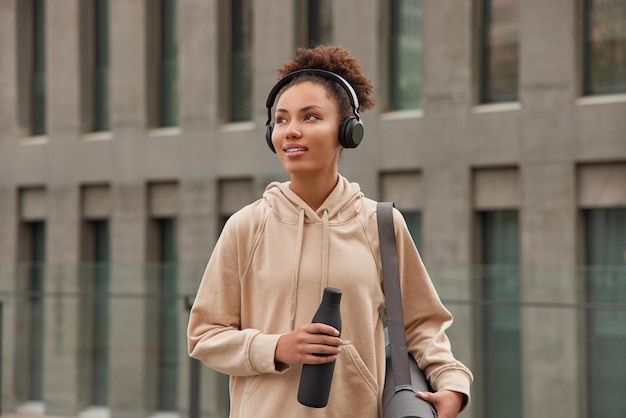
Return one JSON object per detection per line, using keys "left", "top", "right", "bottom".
{"left": 230, "top": 0, "right": 253, "bottom": 122}
{"left": 160, "top": 0, "right": 178, "bottom": 127}
{"left": 585, "top": 208, "right": 626, "bottom": 418}
{"left": 81, "top": 0, "right": 110, "bottom": 133}
{"left": 480, "top": 0, "right": 520, "bottom": 103}
{"left": 389, "top": 0, "right": 422, "bottom": 110}
{"left": 481, "top": 210, "right": 521, "bottom": 418}
{"left": 25, "top": 221, "right": 46, "bottom": 401}
{"left": 583, "top": 0, "right": 626, "bottom": 95}
{"left": 156, "top": 218, "right": 178, "bottom": 411}
{"left": 149, "top": 0, "right": 179, "bottom": 128}
{"left": 89, "top": 220, "right": 110, "bottom": 406}
{"left": 31, "top": 0, "right": 46, "bottom": 135}
{"left": 307, "top": 0, "right": 333, "bottom": 47}
{"left": 94, "top": 0, "right": 110, "bottom": 132}
{"left": 17, "top": 0, "right": 46, "bottom": 136}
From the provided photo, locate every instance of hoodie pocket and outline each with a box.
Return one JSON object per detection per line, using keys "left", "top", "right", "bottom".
{"left": 241, "top": 374, "right": 268, "bottom": 403}
{"left": 340, "top": 343, "right": 379, "bottom": 395}
{"left": 325, "top": 343, "right": 379, "bottom": 416}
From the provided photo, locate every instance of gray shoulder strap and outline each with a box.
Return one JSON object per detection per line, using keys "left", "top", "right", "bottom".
{"left": 377, "top": 202, "right": 412, "bottom": 390}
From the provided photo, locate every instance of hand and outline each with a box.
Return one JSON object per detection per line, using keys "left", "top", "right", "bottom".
{"left": 275, "top": 323, "right": 342, "bottom": 366}
{"left": 416, "top": 389, "right": 464, "bottom": 418}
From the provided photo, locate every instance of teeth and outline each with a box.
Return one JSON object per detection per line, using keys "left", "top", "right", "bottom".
{"left": 285, "top": 148, "right": 306, "bottom": 153}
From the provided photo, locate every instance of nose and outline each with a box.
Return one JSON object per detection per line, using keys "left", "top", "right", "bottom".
{"left": 284, "top": 120, "right": 302, "bottom": 139}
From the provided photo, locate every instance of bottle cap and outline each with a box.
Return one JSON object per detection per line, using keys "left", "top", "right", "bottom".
{"left": 322, "top": 287, "right": 342, "bottom": 304}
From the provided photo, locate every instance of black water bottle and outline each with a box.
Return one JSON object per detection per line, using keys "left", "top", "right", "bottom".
{"left": 297, "top": 287, "right": 342, "bottom": 408}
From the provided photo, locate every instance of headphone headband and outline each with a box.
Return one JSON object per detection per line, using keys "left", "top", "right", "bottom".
{"left": 265, "top": 69, "right": 361, "bottom": 117}
{"left": 264, "top": 68, "right": 364, "bottom": 152}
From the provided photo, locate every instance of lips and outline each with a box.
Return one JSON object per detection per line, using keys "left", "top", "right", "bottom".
{"left": 283, "top": 145, "right": 308, "bottom": 153}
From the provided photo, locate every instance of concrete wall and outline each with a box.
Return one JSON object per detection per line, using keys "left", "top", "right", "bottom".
{"left": 0, "top": 0, "right": 625, "bottom": 417}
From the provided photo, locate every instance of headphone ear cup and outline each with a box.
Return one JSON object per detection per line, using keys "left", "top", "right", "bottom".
{"left": 265, "top": 124, "right": 276, "bottom": 153}
{"left": 339, "top": 117, "right": 364, "bottom": 149}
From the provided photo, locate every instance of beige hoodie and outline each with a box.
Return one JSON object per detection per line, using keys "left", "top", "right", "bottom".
{"left": 187, "top": 175, "right": 472, "bottom": 418}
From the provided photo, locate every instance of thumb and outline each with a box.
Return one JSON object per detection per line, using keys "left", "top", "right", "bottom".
{"left": 416, "top": 391, "right": 434, "bottom": 402}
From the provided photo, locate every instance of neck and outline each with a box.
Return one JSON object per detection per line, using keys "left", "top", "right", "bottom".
{"left": 289, "top": 173, "right": 339, "bottom": 211}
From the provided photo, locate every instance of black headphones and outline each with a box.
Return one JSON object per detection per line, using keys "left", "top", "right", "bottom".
{"left": 265, "top": 68, "right": 364, "bottom": 153}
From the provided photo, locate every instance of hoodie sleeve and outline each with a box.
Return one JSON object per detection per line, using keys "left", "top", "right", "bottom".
{"left": 392, "top": 208, "right": 473, "bottom": 409}
{"left": 187, "top": 212, "right": 286, "bottom": 377}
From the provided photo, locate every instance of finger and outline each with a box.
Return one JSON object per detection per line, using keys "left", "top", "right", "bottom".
{"left": 416, "top": 391, "right": 434, "bottom": 402}
{"left": 308, "top": 334, "right": 342, "bottom": 348}
{"left": 307, "top": 323, "right": 340, "bottom": 336}
{"left": 305, "top": 353, "right": 338, "bottom": 365}
{"left": 310, "top": 342, "right": 342, "bottom": 355}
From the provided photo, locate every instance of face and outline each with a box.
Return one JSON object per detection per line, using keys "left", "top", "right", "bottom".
{"left": 271, "top": 81, "right": 342, "bottom": 180}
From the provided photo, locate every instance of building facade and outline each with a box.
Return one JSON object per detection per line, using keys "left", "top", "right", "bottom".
{"left": 0, "top": 1, "right": 625, "bottom": 418}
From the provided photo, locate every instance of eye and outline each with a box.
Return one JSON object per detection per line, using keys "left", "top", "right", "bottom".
{"left": 275, "top": 116, "right": 287, "bottom": 124}
{"left": 304, "top": 114, "right": 319, "bottom": 121}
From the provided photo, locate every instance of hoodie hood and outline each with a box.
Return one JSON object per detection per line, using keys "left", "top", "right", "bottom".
{"left": 262, "top": 174, "right": 364, "bottom": 224}
{"left": 262, "top": 174, "right": 364, "bottom": 329}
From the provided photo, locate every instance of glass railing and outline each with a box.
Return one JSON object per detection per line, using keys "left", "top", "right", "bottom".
{"left": 0, "top": 263, "right": 625, "bottom": 418}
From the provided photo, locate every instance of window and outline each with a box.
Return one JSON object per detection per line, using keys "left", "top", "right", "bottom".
{"left": 388, "top": 0, "right": 422, "bottom": 110}
{"left": 154, "top": 218, "right": 178, "bottom": 411}
{"left": 583, "top": 0, "right": 626, "bottom": 95}
{"left": 480, "top": 210, "right": 521, "bottom": 418}
{"left": 222, "top": 0, "right": 253, "bottom": 123}
{"left": 479, "top": 0, "right": 520, "bottom": 103}
{"left": 80, "top": 0, "right": 110, "bottom": 133}
{"left": 380, "top": 172, "right": 422, "bottom": 250}
{"left": 147, "top": 182, "right": 180, "bottom": 411}
{"left": 147, "top": 0, "right": 179, "bottom": 128}
{"left": 80, "top": 186, "right": 111, "bottom": 407}
{"left": 83, "top": 220, "right": 110, "bottom": 406}
{"left": 17, "top": 0, "right": 46, "bottom": 137}
{"left": 22, "top": 221, "right": 46, "bottom": 401}
{"left": 296, "top": 0, "right": 333, "bottom": 48}
{"left": 584, "top": 208, "right": 626, "bottom": 418}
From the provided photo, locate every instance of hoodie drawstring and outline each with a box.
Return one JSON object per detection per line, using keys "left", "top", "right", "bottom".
{"left": 321, "top": 209, "right": 330, "bottom": 294}
{"left": 289, "top": 208, "right": 306, "bottom": 330}
{"left": 289, "top": 208, "right": 333, "bottom": 330}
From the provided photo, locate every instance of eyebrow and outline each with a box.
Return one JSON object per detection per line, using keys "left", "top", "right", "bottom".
{"left": 275, "top": 104, "right": 324, "bottom": 114}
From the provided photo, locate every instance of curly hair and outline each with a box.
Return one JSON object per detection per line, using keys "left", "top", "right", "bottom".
{"left": 275, "top": 45, "right": 377, "bottom": 115}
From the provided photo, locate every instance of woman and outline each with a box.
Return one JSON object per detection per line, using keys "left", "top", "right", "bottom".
{"left": 187, "top": 45, "right": 472, "bottom": 418}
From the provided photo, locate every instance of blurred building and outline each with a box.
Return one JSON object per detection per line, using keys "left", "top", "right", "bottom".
{"left": 0, "top": 1, "right": 625, "bottom": 418}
